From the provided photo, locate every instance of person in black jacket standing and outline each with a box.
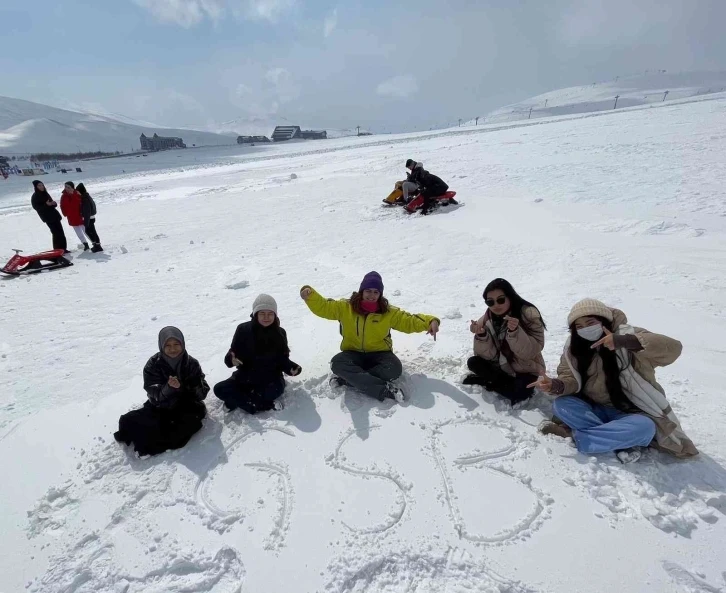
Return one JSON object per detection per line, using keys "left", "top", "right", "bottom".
{"left": 30, "top": 180, "right": 68, "bottom": 251}
{"left": 214, "top": 294, "right": 301, "bottom": 413}
{"left": 405, "top": 159, "right": 449, "bottom": 214}
{"left": 114, "top": 326, "right": 209, "bottom": 456}
{"left": 76, "top": 183, "right": 103, "bottom": 252}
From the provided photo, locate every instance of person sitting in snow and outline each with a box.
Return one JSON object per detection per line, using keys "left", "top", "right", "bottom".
{"left": 405, "top": 159, "right": 449, "bottom": 214}
{"left": 300, "top": 271, "right": 440, "bottom": 402}
{"left": 464, "top": 278, "right": 546, "bottom": 404}
{"left": 76, "top": 183, "right": 103, "bottom": 252}
{"left": 114, "top": 327, "right": 209, "bottom": 456}
{"left": 532, "top": 299, "right": 698, "bottom": 463}
{"left": 60, "top": 181, "right": 91, "bottom": 251}
{"left": 214, "top": 294, "right": 301, "bottom": 413}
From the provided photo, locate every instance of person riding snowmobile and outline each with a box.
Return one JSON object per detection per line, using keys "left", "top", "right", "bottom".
{"left": 404, "top": 159, "right": 449, "bottom": 214}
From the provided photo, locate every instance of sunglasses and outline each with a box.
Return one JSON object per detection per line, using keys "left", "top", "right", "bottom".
{"left": 485, "top": 296, "right": 507, "bottom": 307}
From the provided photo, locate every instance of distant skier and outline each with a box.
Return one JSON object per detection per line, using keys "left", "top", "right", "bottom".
{"left": 31, "top": 180, "right": 68, "bottom": 252}
{"left": 214, "top": 294, "right": 302, "bottom": 413}
{"left": 300, "top": 272, "right": 440, "bottom": 402}
{"left": 464, "top": 278, "right": 546, "bottom": 404}
{"left": 405, "top": 159, "right": 449, "bottom": 214}
{"left": 533, "top": 299, "right": 698, "bottom": 462}
{"left": 76, "top": 183, "right": 103, "bottom": 252}
{"left": 114, "top": 326, "right": 209, "bottom": 456}
{"left": 60, "top": 182, "right": 91, "bottom": 250}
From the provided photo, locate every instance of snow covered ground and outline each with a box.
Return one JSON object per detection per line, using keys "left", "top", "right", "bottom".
{"left": 2, "top": 95, "right": 726, "bottom": 593}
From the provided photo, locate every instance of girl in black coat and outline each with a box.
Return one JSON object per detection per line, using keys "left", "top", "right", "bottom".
{"left": 30, "top": 180, "right": 68, "bottom": 251}
{"left": 76, "top": 183, "right": 103, "bottom": 252}
{"left": 114, "top": 327, "right": 209, "bottom": 456}
{"left": 214, "top": 294, "right": 301, "bottom": 413}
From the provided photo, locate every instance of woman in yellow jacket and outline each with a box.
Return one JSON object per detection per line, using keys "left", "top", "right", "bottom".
{"left": 300, "top": 271, "right": 440, "bottom": 402}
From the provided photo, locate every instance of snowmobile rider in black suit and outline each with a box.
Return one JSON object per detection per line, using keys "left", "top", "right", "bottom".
{"left": 404, "top": 159, "right": 449, "bottom": 214}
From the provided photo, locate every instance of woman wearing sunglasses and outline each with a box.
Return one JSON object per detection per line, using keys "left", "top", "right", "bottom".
{"left": 463, "top": 278, "right": 546, "bottom": 404}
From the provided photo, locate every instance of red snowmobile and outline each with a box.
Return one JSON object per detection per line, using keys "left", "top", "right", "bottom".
{"left": 1, "top": 249, "right": 73, "bottom": 276}
{"left": 382, "top": 182, "right": 458, "bottom": 213}
{"left": 402, "top": 191, "right": 458, "bottom": 214}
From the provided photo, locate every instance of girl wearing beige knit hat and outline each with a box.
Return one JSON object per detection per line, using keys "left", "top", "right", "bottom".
{"left": 532, "top": 298, "right": 697, "bottom": 463}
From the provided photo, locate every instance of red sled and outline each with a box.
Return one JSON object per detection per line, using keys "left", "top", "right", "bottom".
{"left": 404, "top": 191, "right": 458, "bottom": 213}
{"left": 1, "top": 249, "right": 73, "bottom": 276}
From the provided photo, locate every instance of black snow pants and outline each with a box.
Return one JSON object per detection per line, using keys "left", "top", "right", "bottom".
{"left": 114, "top": 400, "right": 206, "bottom": 456}
{"left": 214, "top": 373, "right": 285, "bottom": 414}
{"left": 84, "top": 218, "right": 101, "bottom": 244}
{"left": 421, "top": 181, "right": 449, "bottom": 213}
{"left": 465, "top": 357, "right": 537, "bottom": 404}
{"left": 46, "top": 219, "right": 67, "bottom": 251}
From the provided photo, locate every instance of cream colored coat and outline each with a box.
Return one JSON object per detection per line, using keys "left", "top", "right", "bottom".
{"left": 473, "top": 306, "right": 546, "bottom": 377}
{"left": 555, "top": 308, "right": 698, "bottom": 458}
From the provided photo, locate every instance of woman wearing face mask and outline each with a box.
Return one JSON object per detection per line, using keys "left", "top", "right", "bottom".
{"left": 463, "top": 278, "right": 546, "bottom": 404}
{"left": 214, "top": 294, "right": 302, "bottom": 414}
{"left": 532, "top": 299, "right": 697, "bottom": 463}
{"left": 300, "top": 271, "right": 440, "bottom": 402}
{"left": 114, "top": 327, "right": 209, "bottom": 456}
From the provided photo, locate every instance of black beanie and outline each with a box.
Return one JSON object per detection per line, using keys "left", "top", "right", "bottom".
{"left": 405, "top": 159, "right": 415, "bottom": 168}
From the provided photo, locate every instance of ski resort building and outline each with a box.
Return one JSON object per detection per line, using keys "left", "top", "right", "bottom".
{"left": 271, "top": 126, "right": 302, "bottom": 141}
{"left": 271, "top": 126, "right": 328, "bottom": 141}
{"left": 139, "top": 133, "right": 186, "bottom": 151}
{"left": 237, "top": 135, "right": 270, "bottom": 144}
{"left": 301, "top": 130, "right": 327, "bottom": 140}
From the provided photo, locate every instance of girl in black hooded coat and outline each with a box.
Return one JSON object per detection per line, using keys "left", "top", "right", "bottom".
{"left": 114, "top": 326, "right": 209, "bottom": 456}
{"left": 30, "top": 180, "right": 68, "bottom": 251}
{"left": 214, "top": 294, "right": 301, "bottom": 413}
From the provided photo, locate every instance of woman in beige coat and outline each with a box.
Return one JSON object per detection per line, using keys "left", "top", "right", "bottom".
{"left": 464, "top": 278, "right": 546, "bottom": 404}
{"left": 533, "top": 299, "right": 698, "bottom": 463}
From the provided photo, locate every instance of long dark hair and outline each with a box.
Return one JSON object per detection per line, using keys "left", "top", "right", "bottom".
{"left": 350, "top": 291, "right": 390, "bottom": 315}
{"left": 569, "top": 316, "right": 630, "bottom": 411}
{"left": 483, "top": 278, "right": 546, "bottom": 330}
{"left": 76, "top": 183, "right": 89, "bottom": 196}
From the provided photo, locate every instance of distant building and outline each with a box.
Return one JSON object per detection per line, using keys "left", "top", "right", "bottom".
{"left": 271, "top": 126, "right": 302, "bottom": 141}
{"left": 237, "top": 135, "right": 270, "bottom": 144}
{"left": 301, "top": 130, "right": 327, "bottom": 140}
{"left": 140, "top": 133, "right": 186, "bottom": 151}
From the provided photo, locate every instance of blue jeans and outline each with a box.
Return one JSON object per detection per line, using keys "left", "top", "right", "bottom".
{"left": 552, "top": 396, "right": 656, "bottom": 454}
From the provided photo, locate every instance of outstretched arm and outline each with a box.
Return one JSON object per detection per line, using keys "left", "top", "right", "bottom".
{"left": 389, "top": 306, "right": 440, "bottom": 336}
{"left": 300, "top": 286, "right": 346, "bottom": 321}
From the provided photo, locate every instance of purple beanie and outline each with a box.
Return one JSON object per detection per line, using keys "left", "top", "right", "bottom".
{"left": 359, "top": 271, "right": 384, "bottom": 294}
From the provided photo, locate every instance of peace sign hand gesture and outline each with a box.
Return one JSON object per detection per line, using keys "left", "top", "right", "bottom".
{"left": 591, "top": 327, "right": 615, "bottom": 351}
{"left": 527, "top": 375, "right": 553, "bottom": 393}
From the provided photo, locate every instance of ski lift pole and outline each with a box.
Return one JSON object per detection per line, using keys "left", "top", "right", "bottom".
{"left": 613, "top": 95, "right": 620, "bottom": 109}
{"left": 528, "top": 107, "right": 533, "bottom": 119}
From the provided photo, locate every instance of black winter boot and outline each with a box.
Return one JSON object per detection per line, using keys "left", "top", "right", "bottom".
{"left": 83, "top": 242, "right": 90, "bottom": 251}
{"left": 91, "top": 243, "right": 104, "bottom": 253}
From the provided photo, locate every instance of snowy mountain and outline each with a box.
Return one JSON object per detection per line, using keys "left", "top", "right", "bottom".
{"left": 468, "top": 70, "right": 726, "bottom": 124}
{"left": 0, "top": 95, "right": 239, "bottom": 155}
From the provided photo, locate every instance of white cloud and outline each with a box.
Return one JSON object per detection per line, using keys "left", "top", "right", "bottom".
{"left": 324, "top": 8, "right": 337, "bottom": 37}
{"left": 376, "top": 74, "right": 419, "bottom": 99}
{"left": 234, "top": 0, "right": 296, "bottom": 22}
{"left": 133, "top": 0, "right": 294, "bottom": 26}
{"left": 132, "top": 0, "right": 224, "bottom": 27}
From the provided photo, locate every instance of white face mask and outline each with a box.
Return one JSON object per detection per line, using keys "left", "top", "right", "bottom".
{"left": 576, "top": 324, "right": 604, "bottom": 342}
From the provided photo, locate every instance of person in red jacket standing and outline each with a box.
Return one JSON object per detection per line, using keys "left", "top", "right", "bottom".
{"left": 60, "top": 181, "right": 90, "bottom": 250}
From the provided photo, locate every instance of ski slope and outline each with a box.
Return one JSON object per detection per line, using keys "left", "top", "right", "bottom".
{"left": 0, "top": 95, "right": 239, "bottom": 155}
{"left": 1, "top": 95, "right": 726, "bottom": 593}
{"left": 468, "top": 70, "right": 726, "bottom": 124}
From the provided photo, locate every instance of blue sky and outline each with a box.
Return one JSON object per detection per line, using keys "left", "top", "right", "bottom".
{"left": 1, "top": 0, "right": 725, "bottom": 133}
